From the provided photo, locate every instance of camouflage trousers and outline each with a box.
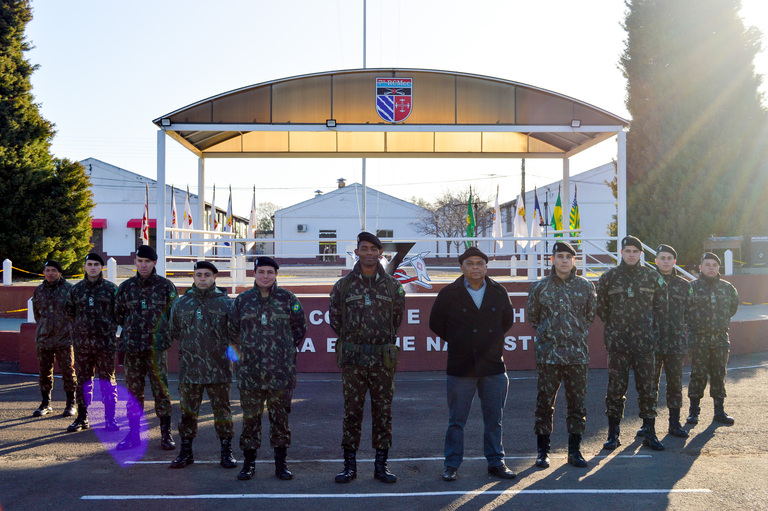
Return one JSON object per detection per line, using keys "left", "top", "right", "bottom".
{"left": 652, "top": 354, "right": 685, "bottom": 410}
{"left": 239, "top": 388, "right": 293, "bottom": 451}
{"left": 341, "top": 364, "right": 395, "bottom": 451}
{"left": 605, "top": 351, "right": 658, "bottom": 420}
{"left": 535, "top": 363, "right": 588, "bottom": 435}
{"left": 37, "top": 346, "right": 77, "bottom": 394}
{"left": 688, "top": 344, "right": 730, "bottom": 400}
{"left": 123, "top": 350, "right": 172, "bottom": 419}
{"left": 74, "top": 350, "right": 117, "bottom": 408}
{"left": 178, "top": 382, "right": 234, "bottom": 440}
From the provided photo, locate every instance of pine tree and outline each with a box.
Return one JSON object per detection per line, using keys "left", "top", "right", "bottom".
{"left": 0, "top": 1, "right": 94, "bottom": 274}
{"left": 622, "top": 0, "right": 768, "bottom": 264}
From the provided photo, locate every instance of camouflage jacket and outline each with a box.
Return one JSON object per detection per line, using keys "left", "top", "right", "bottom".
{"left": 114, "top": 269, "right": 178, "bottom": 353}
{"left": 233, "top": 282, "right": 307, "bottom": 390}
{"left": 167, "top": 285, "right": 236, "bottom": 384}
{"left": 64, "top": 274, "right": 118, "bottom": 353}
{"left": 686, "top": 274, "right": 739, "bottom": 347}
{"left": 329, "top": 262, "right": 405, "bottom": 367}
{"left": 527, "top": 266, "right": 596, "bottom": 365}
{"left": 654, "top": 270, "right": 692, "bottom": 354}
{"left": 32, "top": 277, "right": 72, "bottom": 349}
{"left": 596, "top": 261, "right": 666, "bottom": 354}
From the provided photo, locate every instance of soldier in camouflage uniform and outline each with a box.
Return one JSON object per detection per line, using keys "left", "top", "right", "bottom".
{"left": 686, "top": 252, "right": 739, "bottom": 426}
{"left": 637, "top": 245, "right": 691, "bottom": 439}
{"left": 63, "top": 253, "right": 119, "bottom": 433}
{"left": 31, "top": 260, "right": 77, "bottom": 418}
{"left": 527, "top": 241, "right": 595, "bottom": 469}
{"left": 330, "top": 232, "right": 405, "bottom": 484}
{"left": 114, "top": 245, "right": 178, "bottom": 451}
{"left": 166, "top": 261, "right": 238, "bottom": 470}
{"left": 233, "top": 256, "right": 307, "bottom": 481}
{"left": 596, "top": 236, "right": 667, "bottom": 451}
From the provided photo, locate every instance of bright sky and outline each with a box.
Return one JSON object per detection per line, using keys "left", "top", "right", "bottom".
{"left": 25, "top": 0, "right": 768, "bottom": 216}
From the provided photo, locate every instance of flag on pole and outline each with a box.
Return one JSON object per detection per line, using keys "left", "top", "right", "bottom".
{"left": 530, "top": 187, "right": 543, "bottom": 248}
{"left": 569, "top": 184, "right": 581, "bottom": 239}
{"left": 209, "top": 185, "right": 218, "bottom": 232}
{"left": 140, "top": 184, "right": 150, "bottom": 246}
{"left": 465, "top": 188, "right": 476, "bottom": 249}
{"left": 513, "top": 193, "right": 528, "bottom": 250}
{"left": 247, "top": 186, "right": 256, "bottom": 253}
{"left": 181, "top": 186, "right": 193, "bottom": 251}
{"left": 223, "top": 185, "right": 233, "bottom": 247}
{"left": 170, "top": 185, "right": 178, "bottom": 253}
{"left": 492, "top": 185, "right": 503, "bottom": 249}
{"left": 551, "top": 185, "right": 563, "bottom": 237}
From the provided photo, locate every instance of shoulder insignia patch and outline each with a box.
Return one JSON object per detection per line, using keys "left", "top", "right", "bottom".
{"left": 688, "top": 287, "right": 693, "bottom": 295}
{"left": 292, "top": 302, "right": 300, "bottom": 312}
{"left": 397, "top": 286, "right": 404, "bottom": 296}
{"left": 170, "top": 291, "right": 177, "bottom": 299}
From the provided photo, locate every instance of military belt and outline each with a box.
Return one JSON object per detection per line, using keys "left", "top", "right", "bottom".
{"left": 342, "top": 343, "right": 385, "bottom": 355}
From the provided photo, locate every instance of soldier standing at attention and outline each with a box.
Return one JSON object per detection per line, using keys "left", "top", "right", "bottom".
{"left": 166, "top": 261, "right": 238, "bottom": 469}
{"left": 637, "top": 245, "right": 691, "bottom": 439}
{"left": 686, "top": 252, "right": 739, "bottom": 426}
{"left": 429, "top": 246, "right": 516, "bottom": 482}
{"left": 527, "top": 241, "right": 596, "bottom": 469}
{"left": 114, "top": 245, "right": 178, "bottom": 451}
{"left": 330, "top": 232, "right": 405, "bottom": 484}
{"left": 31, "top": 260, "right": 77, "bottom": 418}
{"left": 234, "top": 256, "right": 307, "bottom": 481}
{"left": 64, "top": 253, "right": 120, "bottom": 433}
{"left": 597, "top": 236, "right": 666, "bottom": 452}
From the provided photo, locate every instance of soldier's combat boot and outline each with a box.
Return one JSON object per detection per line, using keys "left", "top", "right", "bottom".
{"left": 160, "top": 416, "right": 176, "bottom": 450}
{"left": 668, "top": 408, "right": 689, "bottom": 437}
{"left": 335, "top": 449, "right": 357, "bottom": 483}
{"left": 170, "top": 438, "right": 194, "bottom": 468}
{"left": 237, "top": 449, "right": 257, "bottom": 480}
{"left": 274, "top": 446, "right": 293, "bottom": 480}
{"left": 67, "top": 405, "right": 90, "bottom": 432}
{"left": 373, "top": 449, "right": 397, "bottom": 483}
{"left": 687, "top": 398, "right": 701, "bottom": 425}
{"left": 642, "top": 418, "right": 665, "bottom": 451}
{"left": 220, "top": 438, "right": 237, "bottom": 469}
{"left": 602, "top": 417, "right": 621, "bottom": 450}
{"left": 636, "top": 424, "right": 647, "bottom": 437}
{"left": 103, "top": 400, "right": 120, "bottom": 432}
{"left": 33, "top": 390, "right": 52, "bottom": 417}
{"left": 713, "top": 398, "right": 735, "bottom": 425}
{"left": 62, "top": 391, "right": 77, "bottom": 417}
{"left": 116, "top": 416, "right": 141, "bottom": 450}
{"left": 535, "top": 434, "right": 551, "bottom": 468}
{"left": 567, "top": 434, "right": 588, "bottom": 467}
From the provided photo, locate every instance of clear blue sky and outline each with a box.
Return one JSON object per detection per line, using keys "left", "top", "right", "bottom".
{"left": 25, "top": 0, "right": 768, "bottom": 215}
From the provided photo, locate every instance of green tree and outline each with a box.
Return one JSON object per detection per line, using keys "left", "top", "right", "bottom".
{"left": 0, "top": 0, "right": 93, "bottom": 274}
{"left": 622, "top": 0, "right": 768, "bottom": 264}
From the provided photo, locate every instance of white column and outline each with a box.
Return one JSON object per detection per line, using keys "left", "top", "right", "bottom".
{"left": 27, "top": 297, "right": 34, "bottom": 323}
{"left": 562, "top": 158, "right": 570, "bottom": 235}
{"left": 156, "top": 130, "right": 167, "bottom": 277}
{"left": 724, "top": 250, "right": 734, "bottom": 275}
{"left": 107, "top": 258, "right": 117, "bottom": 284}
{"left": 617, "top": 131, "right": 628, "bottom": 257}
{"left": 2, "top": 259, "right": 11, "bottom": 286}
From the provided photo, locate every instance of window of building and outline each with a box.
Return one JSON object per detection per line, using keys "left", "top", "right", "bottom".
{"left": 376, "top": 229, "right": 394, "bottom": 239}
{"left": 319, "top": 230, "right": 337, "bottom": 261}
{"left": 135, "top": 228, "right": 157, "bottom": 251}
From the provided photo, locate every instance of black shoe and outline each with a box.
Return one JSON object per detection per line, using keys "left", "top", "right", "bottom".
{"left": 67, "top": 407, "right": 90, "bottom": 432}
{"left": 116, "top": 417, "right": 141, "bottom": 451}
{"left": 170, "top": 438, "right": 194, "bottom": 469}
{"left": 488, "top": 464, "right": 516, "bottom": 479}
{"left": 220, "top": 438, "right": 237, "bottom": 469}
{"left": 687, "top": 398, "right": 701, "bottom": 424}
{"left": 567, "top": 433, "right": 588, "bottom": 468}
{"left": 636, "top": 426, "right": 646, "bottom": 437}
{"left": 442, "top": 466, "right": 458, "bottom": 481}
{"left": 103, "top": 417, "right": 120, "bottom": 432}
{"left": 160, "top": 416, "right": 176, "bottom": 450}
{"left": 62, "top": 392, "right": 76, "bottom": 417}
{"left": 237, "top": 450, "right": 257, "bottom": 480}
{"left": 668, "top": 408, "right": 689, "bottom": 437}
{"left": 335, "top": 449, "right": 357, "bottom": 483}
{"left": 535, "top": 434, "right": 550, "bottom": 468}
{"left": 603, "top": 418, "right": 621, "bottom": 450}
{"left": 642, "top": 418, "right": 665, "bottom": 451}
{"left": 274, "top": 446, "right": 293, "bottom": 480}
{"left": 713, "top": 399, "right": 735, "bottom": 425}
{"left": 373, "top": 449, "right": 397, "bottom": 483}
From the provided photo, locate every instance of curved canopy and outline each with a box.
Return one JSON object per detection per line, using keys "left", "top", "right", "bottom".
{"left": 153, "top": 68, "right": 627, "bottom": 159}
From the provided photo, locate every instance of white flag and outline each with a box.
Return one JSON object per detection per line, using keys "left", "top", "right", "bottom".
{"left": 492, "top": 185, "right": 503, "bottom": 249}
{"left": 223, "top": 186, "right": 233, "bottom": 248}
{"left": 247, "top": 187, "right": 256, "bottom": 253}
{"left": 513, "top": 193, "right": 528, "bottom": 250}
{"left": 140, "top": 184, "right": 150, "bottom": 246}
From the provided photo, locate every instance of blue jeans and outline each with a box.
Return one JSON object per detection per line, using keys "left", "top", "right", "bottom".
{"left": 444, "top": 372, "right": 509, "bottom": 468}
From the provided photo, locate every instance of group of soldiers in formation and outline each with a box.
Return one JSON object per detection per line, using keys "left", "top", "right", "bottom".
{"left": 30, "top": 232, "right": 738, "bottom": 483}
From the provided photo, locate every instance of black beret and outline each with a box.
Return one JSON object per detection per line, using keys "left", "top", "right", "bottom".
{"left": 621, "top": 235, "right": 643, "bottom": 251}
{"left": 701, "top": 252, "right": 722, "bottom": 265}
{"left": 44, "top": 260, "right": 63, "bottom": 273}
{"left": 85, "top": 253, "right": 105, "bottom": 265}
{"left": 656, "top": 244, "right": 677, "bottom": 258}
{"left": 254, "top": 256, "right": 279, "bottom": 270}
{"left": 458, "top": 246, "right": 489, "bottom": 265}
{"left": 194, "top": 261, "right": 218, "bottom": 274}
{"left": 553, "top": 241, "right": 576, "bottom": 256}
{"left": 136, "top": 245, "right": 158, "bottom": 261}
{"left": 357, "top": 231, "right": 382, "bottom": 249}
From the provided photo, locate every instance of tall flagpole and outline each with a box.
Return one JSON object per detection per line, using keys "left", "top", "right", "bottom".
{"left": 361, "top": 0, "right": 367, "bottom": 231}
